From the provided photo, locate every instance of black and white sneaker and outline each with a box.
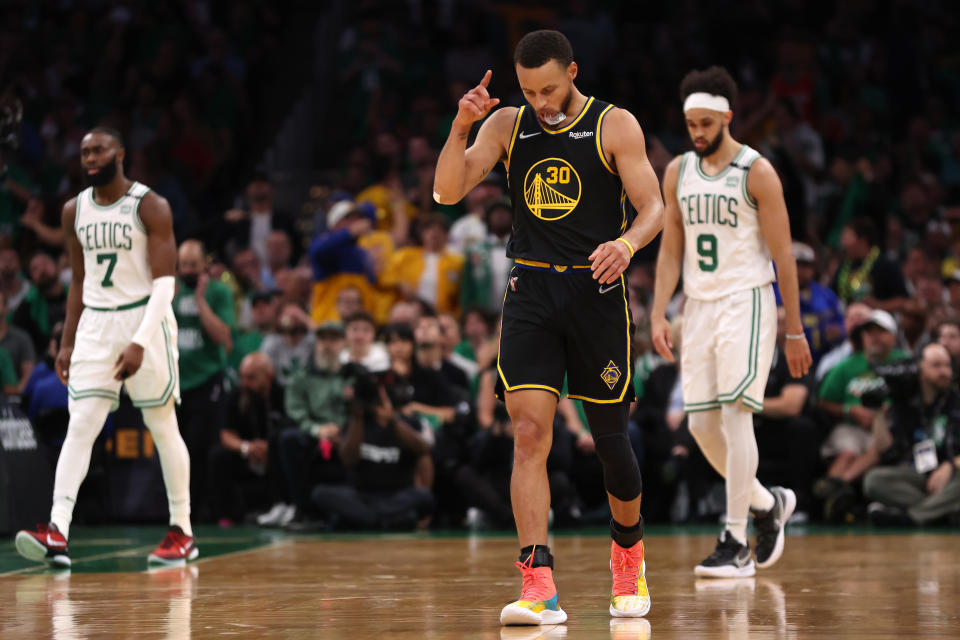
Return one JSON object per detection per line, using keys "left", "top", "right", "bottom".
{"left": 694, "top": 530, "right": 755, "bottom": 578}
{"left": 752, "top": 487, "right": 796, "bottom": 569}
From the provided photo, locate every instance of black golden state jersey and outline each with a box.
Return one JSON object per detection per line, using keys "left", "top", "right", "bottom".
{"left": 506, "top": 97, "right": 626, "bottom": 265}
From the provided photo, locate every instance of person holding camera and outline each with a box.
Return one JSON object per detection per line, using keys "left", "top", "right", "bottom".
{"left": 864, "top": 342, "right": 960, "bottom": 526}
{"left": 309, "top": 372, "right": 434, "bottom": 530}
{"left": 817, "top": 309, "right": 908, "bottom": 506}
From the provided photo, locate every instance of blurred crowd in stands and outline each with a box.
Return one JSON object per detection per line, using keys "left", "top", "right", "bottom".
{"left": 2, "top": 1, "right": 960, "bottom": 530}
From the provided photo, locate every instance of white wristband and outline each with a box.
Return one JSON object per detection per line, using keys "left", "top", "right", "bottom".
{"left": 240, "top": 441, "right": 250, "bottom": 457}
{"left": 785, "top": 333, "right": 806, "bottom": 340}
{"left": 132, "top": 276, "right": 175, "bottom": 347}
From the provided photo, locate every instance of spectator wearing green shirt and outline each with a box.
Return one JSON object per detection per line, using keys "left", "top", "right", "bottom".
{"left": 816, "top": 309, "right": 908, "bottom": 509}
{"left": 0, "top": 289, "right": 35, "bottom": 393}
{"left": 227, "top": 289, "right": 279, "bottom": 377}
{"left": 174, "top": 239, "right": 236, "bottom": 519}
{"left": 13, "top": 252, "right": 68, "bottom": 355}
{"left": 0, "top": 344, "right": 19, "bottom": 394}
{"left": 275, "top": 321, "right": 350, "bottom": 524}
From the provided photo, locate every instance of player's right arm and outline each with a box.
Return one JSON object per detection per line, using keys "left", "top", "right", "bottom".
{"left": 433, "top": 70, "right": 514, "bottom": 204}
{"left": 57, "top": 198, "right": 84, "bottom": 385}
{"left": 650, "top": 157, "right": 685, "bottom": 363}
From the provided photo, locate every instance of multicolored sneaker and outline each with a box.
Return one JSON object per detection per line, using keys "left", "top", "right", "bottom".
{"left": 610, "top": 540, "right": 651, "bottom": 617}
{"left": 147, "top": 526, "right": 198, "bottom": 566}
{"left": 15, "top": 523, "right": 71, "bottom": 568}
{"left": 500, "top": 547, "right": 567, "bottom": 625}
{"left": 14, "top": 523, "right": 70, "bottom": 569}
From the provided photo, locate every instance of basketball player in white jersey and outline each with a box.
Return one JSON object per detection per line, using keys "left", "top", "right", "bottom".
{"left": 651, "top": 67, "right": 812, "bottom": 577}
{"left": 15, "top": 127, "right": 195, "bottom": 567}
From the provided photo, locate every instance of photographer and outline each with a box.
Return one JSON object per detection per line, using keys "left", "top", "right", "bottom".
{"left": 864, "top": 343, "right": 960, "bottom": 525}
{"left": 309, "top": 372, "right": 434, "bottom": 530}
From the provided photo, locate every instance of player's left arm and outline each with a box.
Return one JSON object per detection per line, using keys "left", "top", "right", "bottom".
{"left": 590, "top": 108, "right": 664, "bottom": 285}
{"left": 751, "top": 158, "right": 812, "bottom": 378}
{"left": 114, "top": 192, "right": 177, "bottom": 380}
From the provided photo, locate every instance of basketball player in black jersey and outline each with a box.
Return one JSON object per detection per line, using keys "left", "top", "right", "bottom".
{"left": 435, "top": 31, "right": 663, "bottom": 625}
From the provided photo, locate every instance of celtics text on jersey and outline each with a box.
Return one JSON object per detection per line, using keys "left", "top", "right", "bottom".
{"left": 676, "top": 145, "right": 775, "bottom": 301}
{"left": 74, "top": 182, "right": 154, "bottom": 309}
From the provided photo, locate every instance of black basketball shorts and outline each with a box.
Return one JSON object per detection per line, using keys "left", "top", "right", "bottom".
{"left": 496, "top": 263, "right": 635, "bottom": 404}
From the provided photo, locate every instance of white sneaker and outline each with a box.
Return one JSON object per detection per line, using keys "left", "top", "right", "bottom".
{"left": 257, "top": 503, "right": 290, "bottom": 527}
{"left": 278, "top": 505, "right": 297, "bottom": 527}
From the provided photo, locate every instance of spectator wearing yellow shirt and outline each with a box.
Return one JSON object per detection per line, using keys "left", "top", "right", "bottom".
{"left": 308, "top": 200, "right": 395, "bottom": 324}
{"left": 383, "top": 213, "right": 464, "bottom": 315}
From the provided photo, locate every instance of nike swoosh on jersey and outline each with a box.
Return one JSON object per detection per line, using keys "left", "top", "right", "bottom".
{"left": 599, "top": 282, "right": 622, "bottom": 294}
{"left": 518, "top": 131, "right": 541, "bottom": 140}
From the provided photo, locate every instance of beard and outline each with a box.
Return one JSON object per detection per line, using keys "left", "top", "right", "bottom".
{"left": 83, "top": 156, "right": 119, "bottom": 187}
{"left": 540, "top": 87, "right": 573, "bottom": 128}
{"left": 314, "top": 350, "right": 341, "bottom": 372}
{"left": 694, "top": 128, "right": 725, "bottom": 158}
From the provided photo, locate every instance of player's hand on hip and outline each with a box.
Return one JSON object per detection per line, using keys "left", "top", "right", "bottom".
{"left": 589, "top": 239, "right": 631, "bottom": 284}
{"left": 55, "top": 346, "right": 73, "bottom": 385}
{"left": 784, "top": 335, "right": 812, "bottom": 378}
{"left": 114, "top": 343, "right": 145, "bottom": 381}
{"left": 453, "top": 70, "right": 500, "bottom": 128}
{"left": 650, "top": 316, "right": 675, "bottom": 363}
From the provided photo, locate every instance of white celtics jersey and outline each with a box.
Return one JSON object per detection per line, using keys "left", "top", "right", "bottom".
{"left": 74, "top": 182, "right": 154, "bottom": 309}
{"left": 677, "top": 145, "right": 775, "bottom": 301}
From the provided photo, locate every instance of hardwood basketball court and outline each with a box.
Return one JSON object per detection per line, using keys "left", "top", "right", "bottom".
{"left": 2, "top": 526, "right": 958, "bottom": 638}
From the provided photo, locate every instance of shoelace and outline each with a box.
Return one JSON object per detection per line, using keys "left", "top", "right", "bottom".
{"left": 514, "top": 555, "right": 554, "bottom": 602}
{"left": 612, "top": 546, "right": 643, "bottom": 596}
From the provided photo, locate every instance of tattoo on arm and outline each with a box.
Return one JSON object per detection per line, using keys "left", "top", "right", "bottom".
{"left": 458, "top": 132, "right": 468, "bottom": 140}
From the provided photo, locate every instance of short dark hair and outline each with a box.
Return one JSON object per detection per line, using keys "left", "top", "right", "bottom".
{"left": 932, "top": 320, "right": 960, "bottom": 341}
{"left": 344, "top": 311, "right": 375, "bottom": 329}
{"left": 846, "top": 217, "right": 878, "bottom": 247}
{"left": 88, "top": 125, "right": 125, "bottom": 147}
{"left": 514, "top": 30, "right": 573, "bottom": 69}
{"left": 381, "top": 322, "right": 414, "bottom": 344}
{"left": 679, "top": 66, "right": 738, "bottom": 106}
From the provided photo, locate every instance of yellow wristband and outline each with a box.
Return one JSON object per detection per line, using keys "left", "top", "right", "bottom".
{"left": 616, "top": 236, "right": 636, "bottom": 257}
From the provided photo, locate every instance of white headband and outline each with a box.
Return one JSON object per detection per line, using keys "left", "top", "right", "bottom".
{"left": 683, "top": 92, "right": 730, "bottom": 113}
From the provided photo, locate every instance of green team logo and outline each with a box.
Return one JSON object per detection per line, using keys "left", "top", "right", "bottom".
{"left": 523, "top": 157, "right": 581, "bottom": 221}
{"left": 725, "top": 176, "right": 739, "bottom": 188}
{"left": 120, "top": 205, "right": 133, "bottom": 215}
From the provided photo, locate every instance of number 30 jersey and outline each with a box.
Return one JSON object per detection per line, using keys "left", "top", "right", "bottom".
{"left": 676, "top": 145, "right": 775, "bottom": 301}
{"left": 74, "top": 182, "right": 155, "bottom": 309}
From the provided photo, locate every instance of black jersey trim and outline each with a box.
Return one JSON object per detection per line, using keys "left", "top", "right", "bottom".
{"left": 595, "top": 104, "right": 617, "bottom": 175}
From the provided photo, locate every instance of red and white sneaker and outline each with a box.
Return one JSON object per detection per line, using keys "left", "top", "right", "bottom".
{"left": 147, "top": 526, "right": 198, "bottom": 566}
{"left": 15, "top": 523, "right": 71, "bottom": 568}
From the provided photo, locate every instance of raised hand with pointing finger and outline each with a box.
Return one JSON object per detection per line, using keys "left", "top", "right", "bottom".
{"left": 453, "top": 70, "right": 500, "bottom": 129}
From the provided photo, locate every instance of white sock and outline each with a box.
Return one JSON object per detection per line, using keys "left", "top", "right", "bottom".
{"left": 142, "top": 402, "right": 192, "bottom": 537}
{"left": 719, "top": 403, "right": 760, "bottom": 546}
{"left": 50, "top": 397, "right": 115, "bottom": 539}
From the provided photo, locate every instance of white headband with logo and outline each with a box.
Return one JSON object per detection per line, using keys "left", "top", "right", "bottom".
{"left": 683, "top": 92, "right": 730, "bottom": 113}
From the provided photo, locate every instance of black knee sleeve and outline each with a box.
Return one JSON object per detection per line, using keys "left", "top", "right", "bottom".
{"left": 583, "top": 403, "right": 642, "bottom": 502}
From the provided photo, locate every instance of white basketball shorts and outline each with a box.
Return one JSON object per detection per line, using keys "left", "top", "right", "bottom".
{"left": 680, "top": 284, "right": 776, "bottom": 414}
{"left": 67, "top": 304, "right": 180, "bottom": 409}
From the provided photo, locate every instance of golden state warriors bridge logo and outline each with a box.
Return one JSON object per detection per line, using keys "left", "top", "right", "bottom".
{"left": 523, "top": 158, "right": 581, "bottom": 221}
